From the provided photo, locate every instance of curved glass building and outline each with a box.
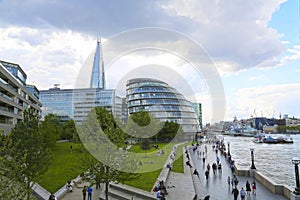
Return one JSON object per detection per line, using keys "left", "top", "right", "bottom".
{"left": 126, "top": 78, "right": 200, "bottom": 135}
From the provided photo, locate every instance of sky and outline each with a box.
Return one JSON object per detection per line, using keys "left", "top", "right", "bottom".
{"left": 0, "top": 0, "right": 299, "bottom": 124}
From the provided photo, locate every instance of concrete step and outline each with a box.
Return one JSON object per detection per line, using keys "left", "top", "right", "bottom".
{"left": 109, "top": 184, "right": 157, "bottom": 200}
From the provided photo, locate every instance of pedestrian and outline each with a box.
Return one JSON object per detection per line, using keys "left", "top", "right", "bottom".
{"left": 202, "top": 157, "right": 205, "bottom": 163}
{"left": 70, "top": 145, "right": 72, "bottom": 153}
{"left": 246, "top": 180, "right": 251, "bottom": 195}
{"left": 206, "top": 163, "right": 210, "bottom": 172}
{"left": 216, "top": 156, "right": 220, "bottom": 165}
{"left": 231, "top": 186, "right": 239, "bottom": 200}
{"left": 240, "top": 187, "right": 246, "bottom": 200}
{"left": 212, "top": 163, "right": 217, "bottom": 175}
{"left": 193, "top": 169, "right": 199, "bottom": 178}
{"left": 82, "top": 186, "right": 87, "bottom": 200}
{"left": 156, "top": 188, "right": 166, "bottom": 200}
{"left": 227, "top": 176, "right": 231, "bottom": 187}
{"left": 205, "top": 170, "right": 209, "bottom": 181}
{"left": 186, "top": 160, "right": 192, "bottom": 168}
{"left": 252, "top": 180, "right": 257, "bottom": 195}
{"left": 87, "top": 185, "right": 93, "bottom": 200}
{"left": 48, "top": 194, "right": 56, "bottom": 200}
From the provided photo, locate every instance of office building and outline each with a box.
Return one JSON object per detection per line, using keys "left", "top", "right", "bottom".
{"left": 39, "top": 40, "right": 121, "bottom": 123}
{"left": 0, "top": 60, "right": 42, "bottom": 134}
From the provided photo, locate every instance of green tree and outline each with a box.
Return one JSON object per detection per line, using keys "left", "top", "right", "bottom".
{"left": 0, "top": 133, "right": 28, "bottom": 199}
{"left": 125, "top": 111, "right": 163, "bottom": 142}
{"left": 140, "top": 138, "right": 151, "bottom": 157}
{"left": 62, "top": 120, "right": 79, "bottom": 142}
{"left": 40, "top": 113, "right": 62, "bottom": 146}
{"left": 5, "top": 109, "right": 53, "bottom": 200}
{"left": 155, "top": 121, "right": 184, "bottom": 142}
{"left": 78, "top": 107, "right": 139, "bottom": 200}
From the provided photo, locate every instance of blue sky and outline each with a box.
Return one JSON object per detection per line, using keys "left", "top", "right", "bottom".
{"left": 0, "top": 0, "right": 299, "bottom": 123}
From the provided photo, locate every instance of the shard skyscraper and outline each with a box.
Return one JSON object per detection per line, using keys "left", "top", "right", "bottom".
{"left": 90, "top": 39, "right": 106, "bottom": 89}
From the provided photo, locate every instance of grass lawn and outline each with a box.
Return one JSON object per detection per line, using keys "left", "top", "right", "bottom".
{"left": 125, "top": 142, "right": 177, "bottom": 191}
{"left": 37, "top": 142, "right": 86, "bottom": 193}
{"left": 171, "top": 143, "right": 188, "bottom": 173}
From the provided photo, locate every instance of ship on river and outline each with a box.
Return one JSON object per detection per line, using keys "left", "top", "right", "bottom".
{"left": 253, "top": 134, "right": 293, "bottom": 144}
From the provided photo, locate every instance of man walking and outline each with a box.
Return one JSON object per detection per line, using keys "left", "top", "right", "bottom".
{"left": 232, "top": 186, "right": 239, "bottom": 200}
{"left": 87, "top": 185, "right": 93, "bottom": 200}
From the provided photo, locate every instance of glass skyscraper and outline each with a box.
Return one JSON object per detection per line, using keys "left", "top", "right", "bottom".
{"left": 39, "top": 40, "right": 120, "bottom": 123}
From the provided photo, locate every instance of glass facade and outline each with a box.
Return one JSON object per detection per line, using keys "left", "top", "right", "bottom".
{"left": 39, "top": 87, "right": 116, "bottom": 123}
{"left": 126, "top": 78, "right": 201, "bottom": 134}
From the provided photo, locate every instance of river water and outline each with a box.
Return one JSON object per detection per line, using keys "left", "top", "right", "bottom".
{"left": 221, "top": 134, "right": 300, "bottom": 189}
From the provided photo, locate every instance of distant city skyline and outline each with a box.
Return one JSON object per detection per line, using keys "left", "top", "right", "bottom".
{"left": 0, "top": 0, "right": 299, "bottom": 123}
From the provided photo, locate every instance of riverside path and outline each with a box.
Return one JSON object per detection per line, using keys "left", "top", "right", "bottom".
{"left": 189, "top": 142, "right": 288, "bottom": 200}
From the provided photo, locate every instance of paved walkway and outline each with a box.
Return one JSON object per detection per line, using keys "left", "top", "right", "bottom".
{"left": 164, "top": 146, "right": 195, "bottom": 200}
{"left": 60, "top": 182, "right": 102, "bottom": 200}
{"left": 190, "top": 143, "right": 289, "bottom": 200}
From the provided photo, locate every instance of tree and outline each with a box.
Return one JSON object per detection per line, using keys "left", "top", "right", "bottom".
{"left": 40, "top": 113, "right": 62, "bottom": 147}
{"left": 125, "top": 111, "right": 163, "bottom": 142}
{"left": 4, "top": 109, "right": 53, "bottom": 200}
{"left": 140, "top": 138, "right": 151, "bottom": 157}
{"left": 78, "top": 107, "right": 139, "bottom": 200}
{"left": 62, "top": 120, "right": 79, "bottom": 142}
{"left": 155, "top": 121, "right": 184, "bottom": 142}
{"left": 0, "top": 133, "right": 28, "bottom": 199}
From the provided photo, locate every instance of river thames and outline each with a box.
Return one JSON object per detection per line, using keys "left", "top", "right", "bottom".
{"left": 221, "top": 134, "right": 300, "bottom": 189}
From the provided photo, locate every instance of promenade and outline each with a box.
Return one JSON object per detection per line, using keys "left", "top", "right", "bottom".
{"left": 60, "top": 142, "right": 289, "bottom": 200}
{"left": 189, "top": 142, "right": 288, "bottom": 200}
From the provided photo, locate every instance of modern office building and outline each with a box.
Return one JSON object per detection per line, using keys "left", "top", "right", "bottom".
{"left": 126, "top": 78, "right": 201, "bottom": 137}
{"left": 39, "top": 40, "right": 122, "bottom": 123}
{"left": 191, "top": 102, "right": 203, "bottom": 129}
{"left": 0, "top": 60, "right": 42, "bottom": 134}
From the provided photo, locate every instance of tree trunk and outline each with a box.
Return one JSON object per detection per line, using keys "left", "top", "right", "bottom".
{"left": 105, "top": 181, "right": 109, "bottom": 200}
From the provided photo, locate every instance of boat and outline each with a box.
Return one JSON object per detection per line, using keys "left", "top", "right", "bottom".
{"left": 276, "top": 135, "right": 293, "bottom": 144}
{"left": 253, "top": 135, "right": 294, "bottom": 144}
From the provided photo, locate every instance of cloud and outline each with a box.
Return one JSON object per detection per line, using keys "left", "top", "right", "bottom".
{"left": 0, "top": 0, "right": 291, "bottom": 76}
{"left": 161, "top": 0, "right": 287, "bottom": 73}
{"left": 226, "top": 83, "right": 300, "bottom": 120}
{"left": 0, "top": 26, "right": 96, "bottom": 89}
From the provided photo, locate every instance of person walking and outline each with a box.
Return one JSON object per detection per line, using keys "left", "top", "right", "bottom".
{"left": 231, "top": 186, "right": 239, "bottom": 200}
{"left": 87, "top": 185, "right": 93, "bottom": 200}
{"left": 252, "top": 180, "right": 257, "bottom": 195}
{"left": 205, "top": 170, "right": 209, "bottom": 181}
{"left": 246, "top": 180, "right": 251, "bottom": 195}
{"left": 82, "top": 186, "right": 87, "bottom": 200}
{"left": 227, "top": 176, "right": 231, "bottom": 187}
{"left": 240, "top": 187, "right": 246, "bottom": 200}
{"left": 193, "top": 169, "right": 199, "bottom": 178}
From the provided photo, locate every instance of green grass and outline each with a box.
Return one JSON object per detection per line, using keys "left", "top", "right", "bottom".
{"left": 37, "top": 142, "right": 86, "bottom": 193}
{"left": 124, "top": 142, "right": 177, "bottom": 191}
{"left": 170, "top": 143, "right": 187, "bottom": 173}
{"left": 125, "top": 169, "right": 161, "bottom": 191}
{"left": 172, "top": 154, "right": 184, "bottom": 173}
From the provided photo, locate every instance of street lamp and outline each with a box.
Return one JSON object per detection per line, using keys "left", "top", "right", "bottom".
{"left": 227, "top": 142, "right": 230, "bottom": 157}
{"left": 292, "top": 157, "right": 300, "bottom": 195}
{"left": 250, "top": 148, "right": 256, "bottom": 169}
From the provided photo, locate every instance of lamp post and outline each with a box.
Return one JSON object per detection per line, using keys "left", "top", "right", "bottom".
{"left": 227, "top": 142, "right": 230, "bottom": 157}
{"left": 292, "top": 157, "right": 300, "bottom": 195}
{"left": 250, "top": 148, "right": 256, "bottom": 169}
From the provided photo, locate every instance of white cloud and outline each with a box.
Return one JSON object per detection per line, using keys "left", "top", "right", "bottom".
{"left": 0, "top": 26, "right": 96, "bottom": 89}
{"left": 161, "top": 0, "right": 287, "bottom": 73}
{"left": 226, "top": 83, "right": 300, "bottom": 120}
